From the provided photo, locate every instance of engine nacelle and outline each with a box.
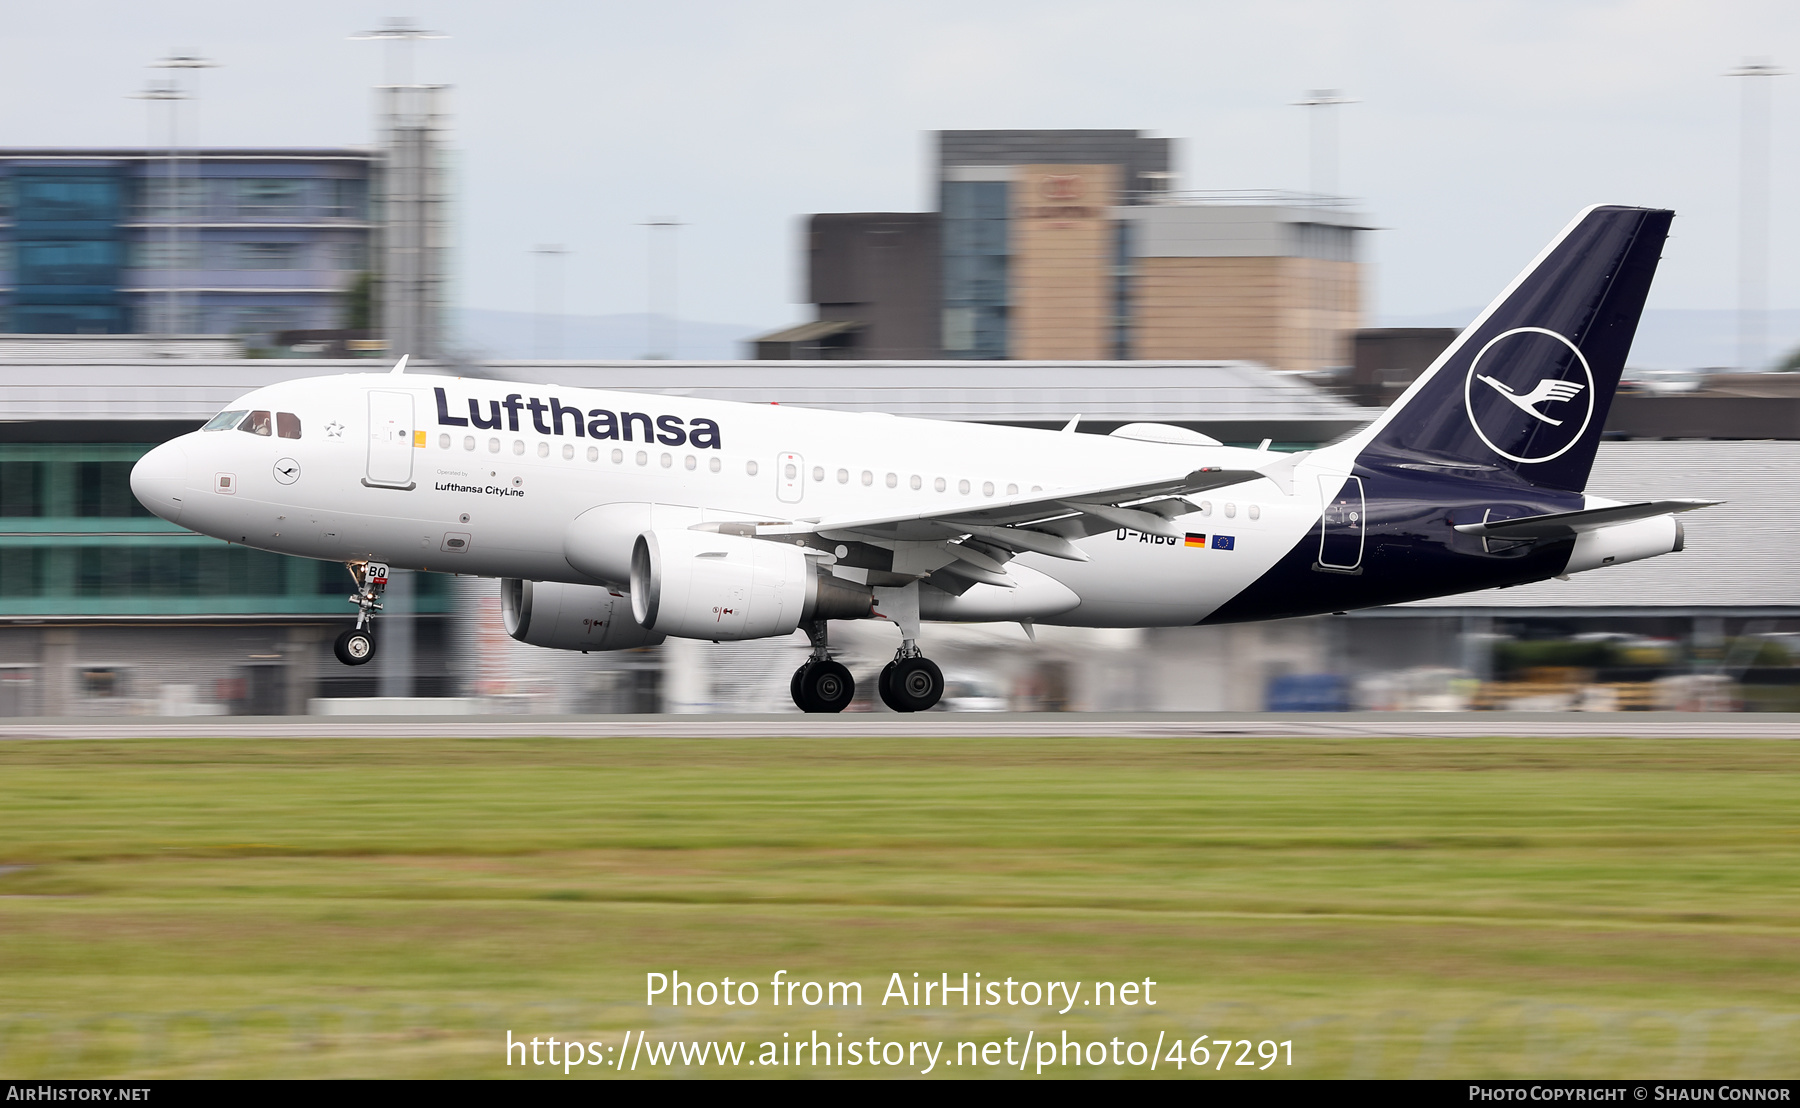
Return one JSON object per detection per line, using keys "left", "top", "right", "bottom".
{"left": 500, "top": 578, "right": 665, "bottom": 651}
{"left": 1563, "top": 514, "right": 1682, "bottom": 575}
{"left": 629, "top": 529, "right": 873, "bottom": 640}
{"left": 564, "top": 502, "right": 704, "bottom": 588}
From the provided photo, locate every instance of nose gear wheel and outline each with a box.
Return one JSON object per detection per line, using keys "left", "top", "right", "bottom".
{"left": 333, "top": 627, "right": 377, "bottom": 666}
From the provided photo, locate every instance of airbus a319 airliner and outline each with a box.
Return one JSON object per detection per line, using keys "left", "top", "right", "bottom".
{"left": 131, "top": 205, "right": 1714, "bottom": 712}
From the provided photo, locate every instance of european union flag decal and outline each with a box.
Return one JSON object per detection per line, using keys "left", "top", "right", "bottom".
{"left": 1213, "top": 535, "right": 1236, "bottom": 551}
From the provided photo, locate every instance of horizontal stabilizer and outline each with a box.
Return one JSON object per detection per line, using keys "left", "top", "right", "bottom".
{"left": 1453, "top": 499, "right": 1721, "bottom": 539}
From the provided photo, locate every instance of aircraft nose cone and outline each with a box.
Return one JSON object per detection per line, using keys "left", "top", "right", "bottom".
{"left": 131, "top": 440, "right": 188, "bottom": 524}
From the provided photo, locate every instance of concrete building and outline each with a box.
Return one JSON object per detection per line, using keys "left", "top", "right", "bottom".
{"left": 1118, "top": 198, "right": 1368, "bottom": 370}
{"left": 0, "top": 149, "right": 374, "bottom": 342}
{"left": 757, "top": 130, "right": 1372, "bottom": 370}
{"left": 939, "top": 130, "right": 1174, "bottom": 361}
{"left": 1347, "top": 327, "right": 1459, "bottom": 407}
{"left": 756, "top": 213, "right": 941, "bottom": 359}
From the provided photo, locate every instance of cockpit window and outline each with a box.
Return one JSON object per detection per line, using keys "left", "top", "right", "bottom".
{"left": 239, "top": 410, "right": 273, "bottom": 436}
{"left": 203, "top": 410, "right": 248, "bottom": 432}
{"left": 276, "top": 412, "right": 301, "bottom": 439}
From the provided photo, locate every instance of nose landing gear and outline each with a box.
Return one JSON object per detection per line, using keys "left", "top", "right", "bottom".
{"left": 334, "top": 560, "right": 387, "bottom": 667}
{"left": 791, "top": 620, "right": 855, "bottom": 713}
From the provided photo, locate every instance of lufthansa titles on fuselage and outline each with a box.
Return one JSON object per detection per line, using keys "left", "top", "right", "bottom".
{"left": 434, "top": 387, "right": 722, "bottom": 448}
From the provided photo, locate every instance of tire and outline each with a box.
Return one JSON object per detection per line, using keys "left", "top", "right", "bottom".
{"left": 881, "top": 657, "right": 943, "bottom": 713}
{"left": 333, "top": 627, "right": 376, "bottom": 666}
{"left": 800, "top": 660, "right": 855, "bottom": 714}
{"left": 877, "top": 661, "right": 902, "bottom": 712}
{"left": 790, "top": 662, "right": 812, "bottom": 711}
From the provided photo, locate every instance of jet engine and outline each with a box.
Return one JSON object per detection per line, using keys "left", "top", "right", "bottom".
{"left": 501, "top": 578, "right": 665, "bottom": 651}
{"left": 629, "top": 529, "right": 873, "bottom": 640}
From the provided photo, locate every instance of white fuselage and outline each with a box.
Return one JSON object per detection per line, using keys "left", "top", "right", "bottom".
{"left": 133, "top": 372, "right": 1343, "bottom": 628}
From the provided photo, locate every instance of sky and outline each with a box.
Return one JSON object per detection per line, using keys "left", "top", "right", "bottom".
{"left": 4, "top": 0, "right": 1800, "bottom": 338}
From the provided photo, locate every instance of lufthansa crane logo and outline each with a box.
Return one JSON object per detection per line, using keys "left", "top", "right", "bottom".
{"left": 1462, "top": 326, "right": 1595, "bottom": 465}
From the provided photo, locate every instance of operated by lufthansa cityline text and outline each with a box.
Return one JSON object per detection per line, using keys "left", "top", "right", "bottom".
{"left": 646, "top": 970, "right": 1155, "bottom": 1012}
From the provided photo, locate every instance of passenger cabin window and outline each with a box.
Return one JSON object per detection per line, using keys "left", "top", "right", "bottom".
{"left": 276, "top": 412, "right": 301, "bottom": 439}
{"left": 239, "top": 410, "right": 273, "bottom": 436}
{"left": 203, "top": 410, "right": 247, "bottom": 431}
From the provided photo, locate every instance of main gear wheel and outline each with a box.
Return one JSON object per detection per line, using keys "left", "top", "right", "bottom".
{"left": 791, "top": 659, "right": 855, "bottom": 713}
{"left": 878, "top": 656, "right": 943, "bottom": 712}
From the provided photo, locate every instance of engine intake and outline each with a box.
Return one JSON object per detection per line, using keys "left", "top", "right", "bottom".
{"left": 629, "top": 529, "right": 873, "bottom": 640}
{"left": 501, "top": 578, "right": 665, "bottom": 651}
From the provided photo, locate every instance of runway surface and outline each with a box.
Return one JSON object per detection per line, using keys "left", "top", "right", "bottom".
{"left": 1, "top": 711, "right": 1797, "bottom": 739}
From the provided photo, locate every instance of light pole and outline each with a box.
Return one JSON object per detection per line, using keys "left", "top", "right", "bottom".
{"left": 152, "top": 53, "right": 216, "bottom": 334}
{"left": 351, "top": 18, "right": 445, "bottom": 88}
{"left": 351, "top": 19, "right": 447, "bottom": 704}
{"left": 532, "top": 244, "right": 568, "bottom": 358}
{"left": 1728, "top": 58, "right": 1785, "bottom": 371}
{"left": 130, "top": 79, "right": 185, "bottom": 336}
{"left": 639, "top": 218, "right": 684, "bottom": 359}
{"left": 352, "top": 19, "right": 449, "bottom": 366}
{"left": 1293, "top": 89, "right": 1356, "bottom": 201}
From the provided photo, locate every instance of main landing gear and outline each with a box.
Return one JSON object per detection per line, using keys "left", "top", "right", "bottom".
{"left": 787, "top": 603, "right": 947, "bottom": 714}
{"left": 877, "top": 647, "right": 944, "bottom": 714}
{"left": 333, "top": 561, "right": 388, "bottom": 667}
{"left": 786, "top": 623, "right": 946, "bottom": 714}
{"left": 791, "top": 620, "right": 855, "bottom": 713}
{"left": 872, "top": 580, "right": 942, "bottom": 713}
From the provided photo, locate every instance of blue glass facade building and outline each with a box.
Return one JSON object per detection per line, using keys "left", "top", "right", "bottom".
{"left": 939, "top": 179, "right": 1010, "bottom": 359}
{"left": 937, "top": 131, "right": 1174, "bottom": 360}
{"left": 0, "top": 149, "right": 374, "bottom": 338}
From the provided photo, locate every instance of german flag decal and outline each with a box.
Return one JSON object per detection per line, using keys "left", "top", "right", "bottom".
{"left": 1184, "top": 533, "right": 1206, "bottom": 548}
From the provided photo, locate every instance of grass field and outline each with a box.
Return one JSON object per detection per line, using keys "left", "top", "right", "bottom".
{"left": 1, "top": 735, "right": 1797, "bottom": 1078}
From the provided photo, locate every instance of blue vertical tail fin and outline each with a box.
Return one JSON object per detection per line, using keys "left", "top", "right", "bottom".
{"left": 1356, "top": 205, "right": 1672, "bottom": 493}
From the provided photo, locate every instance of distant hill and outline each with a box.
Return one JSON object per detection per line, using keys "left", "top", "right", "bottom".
{"left": 1382, "top": 307, "right": 1800, "bottom": 371}
{"left": 454, "top": 308, "right": 767, "bottom": 361}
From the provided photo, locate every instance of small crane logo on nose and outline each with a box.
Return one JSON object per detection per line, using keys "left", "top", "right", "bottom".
{"left": 273, "top": 459, "right": 301, "bottom": 485}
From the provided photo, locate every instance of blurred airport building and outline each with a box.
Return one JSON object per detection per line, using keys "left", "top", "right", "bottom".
{"left": 0, "top": 82, "right": 450, "bottom": 358}
{"left": 1, "top": 355, "right": 1799, "bottom": 716}
{"left": 754, "top": 130, "right": 1372, "bottom": 371}
{"left": 0, "top": 148, "right": 375, "bottom": 341}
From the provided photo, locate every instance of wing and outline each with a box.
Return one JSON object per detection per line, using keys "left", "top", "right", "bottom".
{"left": 736, "top": 458, "right": 1300, "bottom": 589}
{"left": 1542, "top": 380, "right": 1585, "bottom": 402}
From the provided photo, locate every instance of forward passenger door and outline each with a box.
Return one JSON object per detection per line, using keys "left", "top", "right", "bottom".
{"left": 365, "top": 390, "right": 417, "bottom": 490}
